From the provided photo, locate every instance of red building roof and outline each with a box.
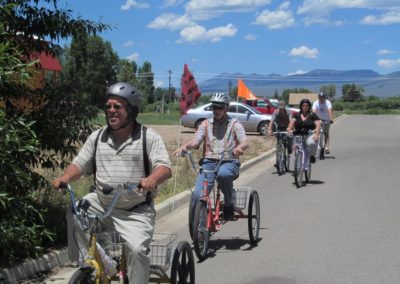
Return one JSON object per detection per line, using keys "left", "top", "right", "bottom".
{"left": 29, "top": 51, "right": 62, "bottom": 71}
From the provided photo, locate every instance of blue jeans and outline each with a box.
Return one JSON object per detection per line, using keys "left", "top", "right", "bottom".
{"left": 191, "top": 159, "right": 240, "bottom": 214}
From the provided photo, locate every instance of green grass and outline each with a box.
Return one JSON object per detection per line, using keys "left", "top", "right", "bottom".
{"left": 137, "top": 111, "right": 181, "bottom": 125}
{"left": 94, "top": 111, "right": 181, "bottom": 126}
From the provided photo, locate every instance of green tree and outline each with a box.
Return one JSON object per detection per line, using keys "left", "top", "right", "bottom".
{"left": 229, "top": 86, "right": 238, "bottom": 101}
{"left": 342, "top": 83, "right": 364, "bottom": 102}
{"left": 64, "top": 35, "right": 118, "bottom": 107}
{"left": 273, "top": 89, "right": 279, "bottom": 99}
{"left": 137, "top": 61, "right": 155, "bottom": 105}
{"left": 0, "top": 0, "right": 110, "bottom": 262}
{"left": 320, "top": 84, "right": 336, "bottom": 100}
{"left": 116, "top": 59, "right": 138, "bottom": 84}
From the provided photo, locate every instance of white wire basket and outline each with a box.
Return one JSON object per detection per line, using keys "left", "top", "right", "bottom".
{"left": 96, "top": 232, "right": 177, "bottom": 271}
{"left": 209, "top": 186, "right": 250, "bottom": 209}
{"left": 149, "top": 233, "right": 177, "bottom": 270}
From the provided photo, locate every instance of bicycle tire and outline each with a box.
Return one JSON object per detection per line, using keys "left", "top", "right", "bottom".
{"left": 188, "top": 193, "right": 194, "bottom": 241}
{"left": 68, "top": 268, "right": 95, "bottom": 284}
{"left": 170, "top": 241, "right": 195, "bottom": 284}
{"left": 305, "top": 161, "right": 312, "bottom": 183}
{"left": 294, "top": 150, "right": 303, "bottom": 188}
{"left": 285, "top": 150, "right": 291, "bottom": 172}
{"left": 276, "top": 141, "right": 285, "bottom": 175}
{"left": 319, "top": 133, "right": 325, "bottom": 160}
{"left": 192, "top": 201, "right": 209, "bottom": 261}
{"left": 248, "top": 190, "right": 260, "bottom": 244}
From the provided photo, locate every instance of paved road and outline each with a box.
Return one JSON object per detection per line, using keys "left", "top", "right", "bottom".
{"left": 21, "top": 115, "right": 400, "bottom": 283}
{"left": 190, "top": 114, "right": 400, "bottom": 284}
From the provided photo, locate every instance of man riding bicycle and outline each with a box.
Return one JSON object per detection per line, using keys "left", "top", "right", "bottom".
{"left": 312, "top": 92, "right": 333, "bottom": 154}
{"left": 267, "top": 100, "right": 293, "bottom": 167}
{"left": 287, "top": 98, "right": 321, "bottom": 163}
{"left": 174, "top": 93, "right": 249, "bottom": 220}
{"left": 52, "top": 82, "right": 172, "bottom": 284}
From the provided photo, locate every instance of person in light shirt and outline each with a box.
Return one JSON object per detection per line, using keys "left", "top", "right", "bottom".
{"left": 174, "top": 92, "right": 249, "bottom": 220}
{"left": 312, "top": 92, "right": 333, "bottom": 154}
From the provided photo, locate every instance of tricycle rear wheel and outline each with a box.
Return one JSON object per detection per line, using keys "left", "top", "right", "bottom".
{"left": 170, "top": 241, "right": 195, "bottom": 284}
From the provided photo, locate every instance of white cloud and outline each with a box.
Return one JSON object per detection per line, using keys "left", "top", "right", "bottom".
{"left": 154, "top": 79, "right": 164, "bottom": 88}
{"left": 377, "top": 49, "right": 395, "bottom": 55}
{"left": 298, "top": 0, "right": 400, "bottom": 26}
{"left": 123, "top": 41, "right": 134, "bottom": 48}
{"left": 127, "top": 52, "right": 139, "bottom": 62}
{"left": 148, "top": 14, "right": 195, "bottom": 31}
{"left": 377, "top": 57, "right": 400, "bottom": 68}
{"left": 121, "top": 0, "right": 149, "bottom": 10}
{"left": 298, "top": 0, "right": 400, "bottom": 15}
{"left": 254, "top": 1, "right": 295, "bottom": 30}
{"left": 360, "top": 10, "right": 400, "bottom": 25}
{"left": 288, "top": 69, "right": 308, "bottom": 76}
{"left": 163, "top": 0, "right": 183, "bottom": 7}
{"left": 289, "top": 45, "right": 319, "bottom": 58}
{"left": 244, "top": 34, "right": 257, "bottom": 40}
{"left": 177, "top": 23, "right": 237, "bottom": 43}
{"left": 186, "top": 0, "right": 271, "bottom": 20}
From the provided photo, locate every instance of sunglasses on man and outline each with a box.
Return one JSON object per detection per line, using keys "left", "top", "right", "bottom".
{"left": 105, "top": 104, "right": 123, "bottom": 110}
{"left": 211, "top": 104, "right": 225, "bottom": 110}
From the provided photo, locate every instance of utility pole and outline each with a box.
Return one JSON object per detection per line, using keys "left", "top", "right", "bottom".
{"left": 168, "top": 70, "right": 172, "bottom": 103}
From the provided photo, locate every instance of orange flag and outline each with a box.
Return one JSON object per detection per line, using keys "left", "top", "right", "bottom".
{"left": 237, "top": 79, "right": 258, "bottom": 100}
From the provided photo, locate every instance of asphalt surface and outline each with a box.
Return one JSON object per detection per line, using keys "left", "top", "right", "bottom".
{"left": 7, "top": 114, "right": 400, "bottom": 284}
{"left": 191, "top": 114, "right": 400, "bottom": 284}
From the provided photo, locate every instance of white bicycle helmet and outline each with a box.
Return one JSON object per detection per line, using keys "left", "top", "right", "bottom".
{"left": 106, "top": 82, "right": 141, "bottom": 107}
{"left": 210, "top": 92, "right": 230, "bottom": 105}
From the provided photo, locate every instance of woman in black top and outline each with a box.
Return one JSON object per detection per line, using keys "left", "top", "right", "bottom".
{"left": 287, "top": 98, "right": 321, "bottom": 163}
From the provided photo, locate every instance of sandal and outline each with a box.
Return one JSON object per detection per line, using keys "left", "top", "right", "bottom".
{"left": 325, "top": 149, "right": 330, "bottom": 154}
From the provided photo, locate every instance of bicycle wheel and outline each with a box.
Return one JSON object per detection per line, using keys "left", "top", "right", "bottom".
{"left": 285, "top": 149, "right": 291, "bottom": 172}
{"left": 68, "top": 267, "right": 95, "bottom": 284}
{"left": 188, "top": 193, "right": 194, "bottom": 240}
{"left": 276, "top": 141, "right": 285, "bottom": 175}
{"left": 294, "top": 150, "right": 303, "bottom": 188}
{"left": 319, "top": 133, "right": 325, "bottom": 160}
{"left": 247, "top": 190, "right": 260, "bottom": 244}
{"left": 192, "top": 201, "right": 209, "bottom": 260}
{"left": 305, "top": 161, "right": 312, "bottom": 183}
{"left": 170, "top": 241, "right": 195, "bottom": 284}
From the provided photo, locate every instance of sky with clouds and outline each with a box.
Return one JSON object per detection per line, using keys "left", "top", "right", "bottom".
{"left": 63, "top": 0, "right": 400, "bottom": 88}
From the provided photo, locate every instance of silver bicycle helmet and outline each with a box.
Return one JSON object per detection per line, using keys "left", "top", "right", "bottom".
{"left": 210, "top": 92, "right": 230, "bottom": 105}
{"left": 106, "top": 82, "right": 141, "bottom": 107}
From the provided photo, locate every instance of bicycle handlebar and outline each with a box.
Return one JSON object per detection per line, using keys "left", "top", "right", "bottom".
{"left": 272, "top": 131, "right": 290, "bottom": 135}
{"left": 60, "top": 182, "right": 141, "bottom": 222}
{"left": 180, "top": 150, "right": 237, "bottom": 175}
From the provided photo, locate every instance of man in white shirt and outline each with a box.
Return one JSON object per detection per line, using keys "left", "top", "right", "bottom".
{"left": 312, "top": 92, "right": 333, "bottom": 154}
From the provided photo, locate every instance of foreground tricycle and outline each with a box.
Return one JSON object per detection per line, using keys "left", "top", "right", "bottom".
{"left": 182, "top": 151, "right": 261, "bottom": 261}
{"left": 61, "top": 182, "right": 195, "bottom": 284}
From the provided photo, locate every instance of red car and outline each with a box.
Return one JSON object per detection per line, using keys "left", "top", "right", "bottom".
{"left": 244, "top": 99, "right": 298, "bottom": 116}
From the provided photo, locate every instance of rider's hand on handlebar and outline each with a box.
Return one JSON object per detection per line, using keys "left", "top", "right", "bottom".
{"left": 173, "top": 145, "right": 187, "bottom": 157}
{"left": 52, "top": 178, "right": 68, "bottom": 192}
{"left": 139, "top": 176, "right": 157, "bottom": 192}
{"left": 233, "top": 146, "right": 244, "bottom": 156}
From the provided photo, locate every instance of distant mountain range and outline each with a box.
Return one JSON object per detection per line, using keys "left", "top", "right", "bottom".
{"left": 197, "top": 69, "right": 400, "bottom": 98}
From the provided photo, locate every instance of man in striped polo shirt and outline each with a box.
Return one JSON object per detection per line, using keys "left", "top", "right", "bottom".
{"left": 53, "top": 82, "right": 171, "bottom": 284}
{"left": 174, "top": 92, "right": 249, "bottom": 220}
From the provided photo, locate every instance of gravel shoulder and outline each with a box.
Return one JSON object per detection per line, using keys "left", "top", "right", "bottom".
{"left": 149, "top": 125, "right": 275, "bottom": 159}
